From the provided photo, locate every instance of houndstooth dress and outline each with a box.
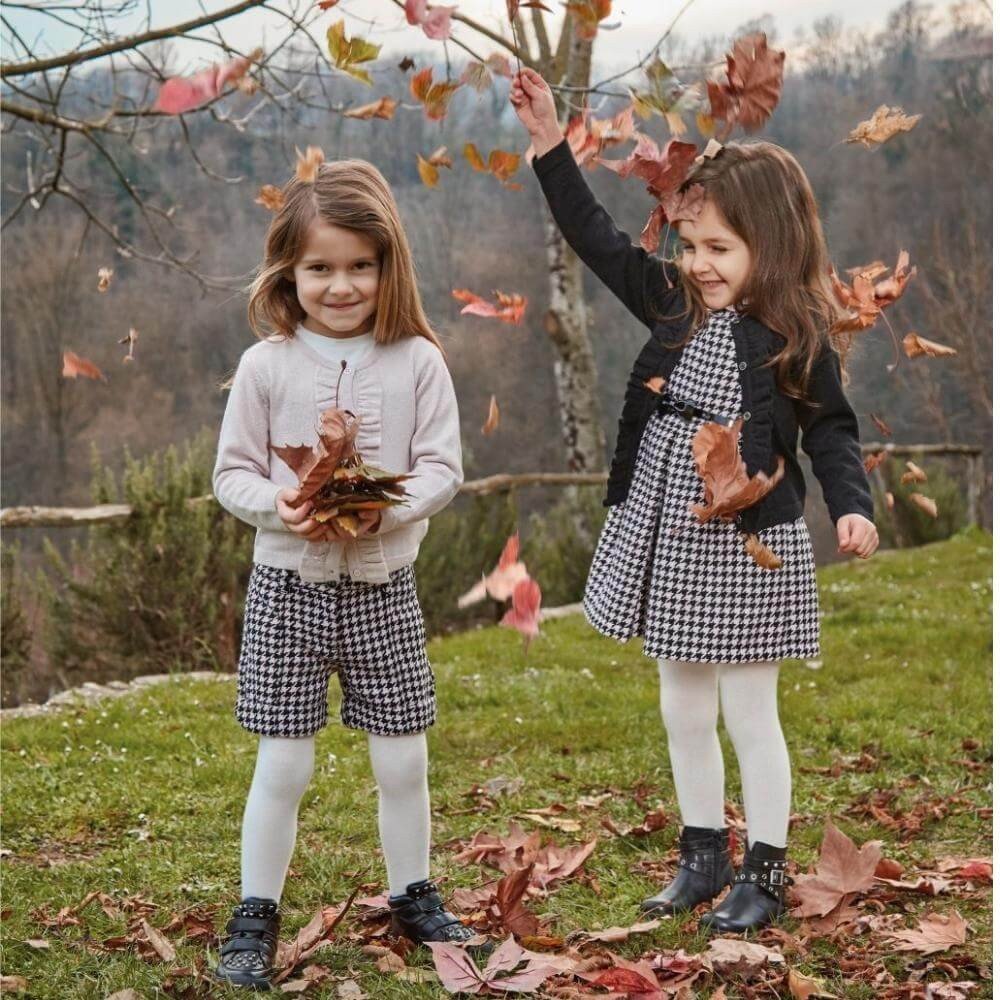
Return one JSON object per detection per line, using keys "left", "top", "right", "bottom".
{"left": 584, "top": 308, "right": 820, "bottom": 663}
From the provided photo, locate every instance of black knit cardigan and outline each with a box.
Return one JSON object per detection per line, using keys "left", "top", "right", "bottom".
{"left": 531, "top": 139, "right": 874, "bottom": 535}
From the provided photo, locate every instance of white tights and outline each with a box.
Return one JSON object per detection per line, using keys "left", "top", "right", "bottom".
{"left": 240, "top": 733, "right": 431, "bottom": 902}
{"left": 657, "top": 659, "right": 791, "bottom": 848}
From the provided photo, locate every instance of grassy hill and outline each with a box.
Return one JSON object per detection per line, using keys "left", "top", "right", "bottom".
{"left": 1, "top": 528, "right": 992, "bottom": 998}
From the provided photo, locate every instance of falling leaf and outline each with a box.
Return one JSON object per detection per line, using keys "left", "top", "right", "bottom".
{"left": 463, "top": 143, "right": 522, "bottom": 189}
{"left": 883, "top": 909, "right": 969, "bottom": 955}
{"left": 97, "top": 267, "right": 113, "bottom": 292}
{"left": 745, "top": 533, "right": 783, "bottom": 569}
{"left": 902, "top": 332, "right": 957, "bottom": 358}
{"left": 460, "top": 60, "right": 493, "bottom": 92}
{"left": 398, "top": 56, "right": 416, "bottom": 72}
{"left": 153, "top": 50, "right": 260, "bottom": 114}
{"left": 404, "top": 0, "right": 457, "bottom": 41}
{"left": 789, "top": 819, "right": 881, "bottom": 918}
{"left": 863, "top": 450, "right": 888, "bottom": 474}
{"left": 317, "top": 0, "right": 340, "bottom": 8}
{"left": 909, "top": 493, "right": 938, "bottom": 518}
{"left": 565, "top": 0, "right": 613, "bottom": 39}
{"left": 410, "top": 67, "right": 462, "bottom": 120}
{"left": 900, "top": 460, "right": 927, "bottom": 485}
{"left": 344, "top": 96, "right": 398, "bottom": 119}
{"left": 62, "top": 350, "right": 106, "bottom": 381}
{"left": 486, "top": 52, "right": 512, "bottom": 78}
{"left": 482, "top": 395, "right": 500, "bottom": 435}
{"left": 457, "top": 534, "right": 530, "bottom": 608}
{"left": 118, "top": 327, "right": 138, "bottom": 363}
{"left": 501, "top": 577, "right": 542, "bottom": 649}
{"left": 417, "top": 145, "right": 452, "bottom": 187}
{"left": 599, "top": 133, "right": 699, "bottom": 250}
{"left": 690, "top": 418, "right": 786, "bottom": 523}
{"left": 452, "top": 288, "right": 527, "bottom": 325}
{"left": 255, "top": 184, "right": 285, "bottom": 210}
{"left": 295, "top": 146, "right": 325, "bottom": 183}
{"left": 326, "top": 20, "right": 381, "bottom": 85}
{"left": 846, "top": 105, "right": 922, "bottom": 149}
{"left": 869, "top": 412, "right": 893, "bottom": 437}
{"left": 885, "top": 490, "right": 895, "bottom": 510}
{"left": 706, "top": 33, "right": 785, "bottom": 133}
{"left": 565, "top": 107, "right": 636, "bottom": 168}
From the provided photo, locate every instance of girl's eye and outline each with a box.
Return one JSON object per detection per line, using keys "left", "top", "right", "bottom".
{"left": 711, "top": 246, "right": 728, "bottom": 253}
{"left": 309, "top": 264, "right": 327, "bottom": 272}
{"left": 681, "top": 246, "right": 694, "bottom": 253}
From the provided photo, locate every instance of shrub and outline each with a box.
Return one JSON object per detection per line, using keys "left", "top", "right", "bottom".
{"left": 1, "top": 543, "right": 34, "bottom": 706}
{"left": 872, "top": 456, "right": 968, "bottom": 548}
{"left": 38, "top": 431, "right": 253, "bottom": 684}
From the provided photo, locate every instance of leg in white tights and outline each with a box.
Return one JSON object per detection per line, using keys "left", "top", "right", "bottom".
{"left": 368, "top": 732, "right": 431, "bottom": 897}
{"left": 719, "top": 661, "right": 790, "bottom": 848}
{"left": 241, "top": 735, "right": 315, "bottom": 901}
{"left": 657, "top": 659, "right": 726, "bottom": 829}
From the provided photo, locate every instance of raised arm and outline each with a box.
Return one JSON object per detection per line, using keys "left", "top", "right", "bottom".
{"left": 530, "top": 139, "right": 674, "bottom": 328}
{"left": 511, "top": 67, "right": 674, "bottom": 329}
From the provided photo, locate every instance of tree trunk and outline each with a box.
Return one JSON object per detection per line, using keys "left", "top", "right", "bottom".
{"left": 540, "top": 26, "right": 607, "bottom": 477}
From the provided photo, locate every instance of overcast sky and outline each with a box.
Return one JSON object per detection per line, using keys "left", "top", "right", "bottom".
{"left": 5, "top": 0, "right": 961, "bottom": 73}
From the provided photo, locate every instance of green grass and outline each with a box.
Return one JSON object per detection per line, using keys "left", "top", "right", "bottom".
{"left": 1, "top": 528, "right": 992, "bottom": 998}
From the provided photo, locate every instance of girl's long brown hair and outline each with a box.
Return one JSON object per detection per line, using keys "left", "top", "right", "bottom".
{"left": 247, "top": 157, "right": 443, "bottom": 353}
{"left": 665, "top": 141, "right": 852, "bottom": 403}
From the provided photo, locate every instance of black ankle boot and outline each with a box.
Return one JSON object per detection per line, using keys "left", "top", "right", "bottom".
{"left": 699, "top": 839, "right": 789, "bottom": 933}
{"left": 639, "top": 826, "right": 734, "bottom": 917}
{"left": 389, "top": 880, "right": 490, "bottom": 954}
{"left": 214, "top": 897, "right": 281, "bottom": 991}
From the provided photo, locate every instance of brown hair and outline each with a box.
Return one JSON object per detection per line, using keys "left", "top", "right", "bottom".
{"left": 664, "top": 140, "right": 852, "bottom": 404}
{"left": 247, "top": 158, "right": 444, "bottom": 353}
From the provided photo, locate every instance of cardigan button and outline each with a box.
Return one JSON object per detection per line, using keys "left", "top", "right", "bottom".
{"left": 743, "top": 411, "right": 751, "bottom": 420}
{"left": 738, "top": 361, "right": 747, "bottom": 370}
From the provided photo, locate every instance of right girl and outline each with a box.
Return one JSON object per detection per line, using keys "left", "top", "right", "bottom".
{"left": 511, "top": 67, "right": 878, "bottom": 934}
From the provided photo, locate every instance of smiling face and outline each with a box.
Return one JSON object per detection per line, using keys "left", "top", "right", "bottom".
{"left": 675, "top": 198, "right": 752, "bottom": 311}
{"left": 292, "top": 220, "right": 381, "bottom": 338}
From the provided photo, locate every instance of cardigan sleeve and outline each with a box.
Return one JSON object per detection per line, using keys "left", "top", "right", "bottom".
{"left": 531, "top": 138, "right": 676, "bottom": 329}
{"left": 377, "top": 340, "right": 463, "bottom": 533}
{"left": 793, "top": 345, "right": 875, "bottom": 527}
{"left": 212, "top": 350, "right": 288, "bottom": 532}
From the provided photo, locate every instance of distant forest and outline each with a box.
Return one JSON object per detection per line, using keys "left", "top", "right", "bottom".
{"left": 2, "top": 2, "right": 992, "bottom": 551}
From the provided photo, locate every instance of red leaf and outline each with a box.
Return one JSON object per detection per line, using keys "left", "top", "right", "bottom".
{"left": 452, "top": 288, "right": 527, "bottom": 325}
{"left": 62, "top": 351, "right": 106, "bottom": 382}
{"left": 154, "top": 51, "right": 259, "bottom": 114}
{"left": 706, "top": 33, "right": 785, "bottom": 132}
{"left": 501, "top": 577, "right": 542, "bottom": 648}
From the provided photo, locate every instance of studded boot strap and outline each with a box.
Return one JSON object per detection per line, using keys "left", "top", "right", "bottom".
{"left": 733, "top": 855, "right": 790, "bottom": 901}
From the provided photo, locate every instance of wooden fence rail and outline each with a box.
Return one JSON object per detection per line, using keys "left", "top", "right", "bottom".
{"left": 0, "top": 442, "right": 985, "bottom": 529}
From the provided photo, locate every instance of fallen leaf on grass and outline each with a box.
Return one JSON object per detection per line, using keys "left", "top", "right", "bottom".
{"left": 706, "top": 937, "right": 785, "bottom": 979}
{"left": 787, "top": 966, "right": 837, "bottom": 998}
{"left": 789, "top": 819, "right": 881, "bottom": 918}
{"left": 140, "top": 919, "right": 176, "bottom": 962}
{"left": 882, "top": 909, "right": 969, "bottom": 956}
{"left": 429, "top": 935, "right": 560, "bottom": 994}
{"left": 567, "top": 917, "right": 661, "bottom": 944}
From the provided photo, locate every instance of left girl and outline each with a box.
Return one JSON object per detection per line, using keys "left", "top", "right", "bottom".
{"left": 211, "top": 157, "right": 477, "bottom": 990}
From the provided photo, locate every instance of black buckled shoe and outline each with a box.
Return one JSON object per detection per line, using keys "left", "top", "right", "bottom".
{"left": 389, "top": 880, "right": 491, "bottom": 955}
{"left": 699, "top": 839, "right": 789, "bottom": 933}
{"left": 639, "top": 825, "right": 734, "bottom": 917}
{"left": 214, "top": 897, "right": 281, "bottom": 991}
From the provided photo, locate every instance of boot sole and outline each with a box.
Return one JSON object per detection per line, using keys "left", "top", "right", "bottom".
{"left": 212, "top": 967, "right": 274, "bottom": 991}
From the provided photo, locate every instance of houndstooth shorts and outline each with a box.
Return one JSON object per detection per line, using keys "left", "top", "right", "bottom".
{"left": 235, "top": 562, "right": 436, "bottom": 738}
